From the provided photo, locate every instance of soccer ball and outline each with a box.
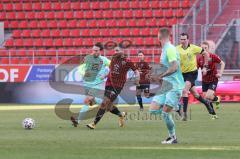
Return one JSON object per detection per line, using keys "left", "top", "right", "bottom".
{"left": 22, "top": 118, "right": 35, "bottom": 129}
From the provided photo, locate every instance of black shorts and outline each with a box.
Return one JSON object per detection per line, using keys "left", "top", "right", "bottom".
{"left": 182, "top": 70, "right": 198, "bottom": 87}
{"left": 104, "top": 86, "right": 122, "bottom": 102}
{"left": 136, "top": 84, "right": 150, "bottom": 93}
{"left": 202, "top": 81, "right": 218, "bottom": 92}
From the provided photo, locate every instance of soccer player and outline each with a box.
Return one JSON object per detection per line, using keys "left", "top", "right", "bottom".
{"left": 86, "top": 46, "right": 140, "bottom": 129}
{"left": 177, "top": 33, "right": 213, "bottom": 121}
{"left": 198, "top": 41, "right": 225, "bottom": 118}
{"left": 70, "top": 42, "right": 110, "bottom": 127}
{"left": 149, "top": 28, "right": 185, "bottom": 144}
{"left": 135, "top": 51, "right": 153, "bottom": 111}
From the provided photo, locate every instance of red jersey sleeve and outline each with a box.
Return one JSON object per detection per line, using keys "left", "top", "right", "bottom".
{"left": 127, "top": 60, "right": 137, "bottom": 71}
{"left": 212, "top": 54, "right": 221, "bottom": 63}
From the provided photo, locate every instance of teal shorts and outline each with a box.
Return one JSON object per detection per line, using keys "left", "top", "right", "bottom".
{"left": 83, "top": 81, "right": 104, "bottom": 97}
{"left": 152, "top": 89, "right": 182, "bottom": 109}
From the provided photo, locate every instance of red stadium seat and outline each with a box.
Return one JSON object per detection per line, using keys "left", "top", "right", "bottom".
{"left": 0, "top": 12, "right": 6, "bottom": 20}
{"left": 121, "top": 28, "right": 130, "bottom": 37}
{"left": 65, "top": 11, "right": 74, "bottom": 19}
{"left": 111, "top": 1, "right": 120, "bottom": 9}
{"left": 113, "top": 10, "right": 123, "bottom": 19}
{"left": 145, "top": 37, "right": 155, "bottom": 46}
{"left": 91, "top": 29, "right": 100, "bottom": 37}
{"left": 62, "top": 1, "right": 71, "bottom": 10}
{"left": 81, "top": 2, "right": 90, "bottom": 10}
{"left": 78, "top": 20, "right": 87, "bottom": 28}
{"left": 100, "top": 29, "right": 110, "bottom": 37}
{"left": 52, "top": 2, "right": 62, "bottom": 10}
{"left": 71, "top": 2, "right": 81, "bottom": 10}
{"left": 73, "top": 38, "right": 82, "bottom": 46}
{"left": 58, "top": 20, "right": 68, "bottom": 28}
{"left": 21, "top": 57, "right": 31, "bottom": 64}
{"left": 171, "top": 1, "right": 180, "bottom": 8}
{"left": 26, "top": 12, "right": 35, "bottom": 19}
{"left": 33, "top": 3, "right": 42, "bottom": 10}
{"left": 29, "top": 21, "right": 38, "bottom": 29}
{"left": 75, "top": 11, "right": 84, "bottom": 19}
{"left": 35, "top": 12, "right": 45, "bottom": 19}
{"left": 145, "top": 10, "right": 153, "bottom": 18}
{"left": 64, "top": 38, "right": 74, "bottom": 46}
{"left": 128, "top": 19, "right": 136, "bottom": 27}
{"left": 146, "top": 19, "right": 156, "bottom": 27}
{"left": 132, "top": 28, "right": 140, "bottom": 36}
{"left": 41, "top": 30, "right": 51, "bottom": 38}
{"left": 15, "top": 39, "right": 24, "bottom": 47}
{"left": 55, "top": 12, "right": 65, "bottom": 19}
{"left": 68, "top": 20, "right": 77, "bottom": 28}
{"left": 81, "top": 29, "right": 90, "bottom": 37}
{"left": 158, "top": 18, "right": 167, "bottom": 27}
{"left": 0, "top": 58, "right": 9, "bottom": 64}
{"left": 23, "top": 3, "right": 32, "bottom": 11}
{"left": 34, "top": 39, "right": 43, "bottom": 47}
{"left": 98, "top": 20, "right": 106, "bottom": 28}
{"left": 106, "top": 20, "right": 117, "bottom": 28}
{"left": 16, "top": 12, "right": 26, "bottom": 19}
{"left": 9, "top": 21, "right": 19, "bottom": 29}
{"left": 46, "top": 12, "right": 55, "bottom": 19}
{"left": 38, "top": 20, "right": 47, "bottom": 28}
{"left": 91, "top": 1, "right": 100, "bottom": 10}
{"left": 141, "top": 28, "right": 151, "bottom": 36}
{"left": 70, "top": 29, "right": 80, "bottom": 37}
{"left": 135, "top": 37, "right": 144, "bottom": 46}
{"left": 151, "top": 28, "right": 159, "bottom": 36}
{"left": 55, "top": 39, "right": 63, "bottom": 47}
{"left": 24, "top": 39, "right": 34, "bottom": 47}
{"left": 62, "top": 30, "right": 70, "bottom": 37}
{"left": 176, "top": 9, "right": 184, "bottom": 18}
{"left": 120, "top": 1, "right": 129, "bottom": 9}
{"left": 154, "top": 10, "right": 163, "bottom": 18}
{"left": 130, "top": 1, "right": 140, "bottom": 9}
{"left": 6, "top": 12, "right": 16, "bottom": 20}
{"left": 22, "top": 30, "right": 31, "bottom": 37}
{"left": 140, "top": 1, "right": 150, "bottom": 9}
{"left": 5, "top": 39, "right": 14, "bottom": 47}
{"left": 165, "top": 9, "right": 173, "bottom": 18}
{"left": 182, "top": 0, "right": 190, "bottom": 8}
{"left": 95, "top": 10, "right": 103, "bottom": 19}
{"left": 11, "top": 58, "right": 19, "bottom": 64}
{"left": 32, "top": 29, "right": 41, "bottom": 38}
{"left": 44, "top": 39, "right": 53, "bottom": 47}
{"left": 137, "top": 19, "right": 146, "bottom": 27}
{"left": 15, "top": 3, "right": 23, "bottom": 11}
{"left": 123, "top": 10, "right": 133, "bottom": 18}
{"left": 51, "top": 29, "right": 61, "bottom": 37}
{"left": 161, "top": 1, "right": 169, "bottom": 8}
{"left": 117, "top": 19, "right": 127, "bottom": 27}
{"left": 85, "top": 11, "right": 94, "bottom": 19}
{"left": 48, "top": 21, "right": 58, "bottom": 28}
{"left": 103, "top": 10, "right": 113, "bottom": 19}
{"left": 18, "top": 21, "right": 28, "bottom": 29}
{"left": 0, "top": 4, "right": 3, "bottom": 11}
{"left": 42, "top": 2, "right": 52, "bottom": 11}
{"left": 83, "top": 38, "right": 93, "bottom": 46}
{"left": 111, "top": 29, "right": 120, "bottom": 37}
{"left": 151, "top": 1, "right": 161, "bottom": 9}
{"left": 88, "top": 20, "right": 97, "bottom": 28}
{"left": 5, "top": 3, "right": 13, "bottom": 11}
{"left": 135, "top": 10, "right": 143, "bottom": 18}
{"left": 168, "top": 18, "right": 177, "bottom": 26}
{"left": 12, "top": 30, "right": 22, "bottom": 38}
{"left": 101, "top": 1, "right": 110, "bottom": 10}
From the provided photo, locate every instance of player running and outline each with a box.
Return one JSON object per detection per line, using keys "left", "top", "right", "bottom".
{"left": 86, "top": 46, "right": 140, "bottom": 129}
{"left": 149, "top": 28, "right": 185, "bottom": 144}
{"left": 177, "top": 33, "right": 213, "bottom": 121}
{"left": 70, "top": 42, "right": 110, "bottom": 127}
{"left": 198, "top": 41, "right": 225, "bottom": 119}
{"left": 135, "top": 51, "right": 153, "bottom": 111}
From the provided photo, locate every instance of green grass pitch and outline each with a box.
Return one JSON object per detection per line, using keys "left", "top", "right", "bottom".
{"left": 0, "top": 103, "right": 240, "bottom": 159}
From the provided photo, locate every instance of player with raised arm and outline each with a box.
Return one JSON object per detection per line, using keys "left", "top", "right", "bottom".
{"left": 86, "top": 46, "right": 140, "bottom": 129}
{"left": 149, "top": 28, "right": 185, "bottom": 144}
{"left": 177, "top": 33, "right": 213, "bottom": 121}
{"left": 198, "top": 41, "right": 225, "bottom": 119}
{"left": 135, "top": 51, "right": 153, "bottom": 111}
{"left": 70, "top": 42, "right": 110, "bottom": 127}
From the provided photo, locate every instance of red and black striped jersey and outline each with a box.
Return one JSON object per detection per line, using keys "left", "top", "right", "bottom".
{"left": 135, "top": 61, "right": 151, "bottom": 84}
{"left": 197, "top": 53, "right": 221, "bottom": 83}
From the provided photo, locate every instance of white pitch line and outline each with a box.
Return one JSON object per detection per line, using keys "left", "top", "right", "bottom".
{"left": 103, "top": 146, "right": 240, "bottom": 151}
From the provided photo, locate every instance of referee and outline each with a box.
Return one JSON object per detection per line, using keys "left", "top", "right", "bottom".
{"left": 177, "top": 33, "right": 212, "bottom": 121}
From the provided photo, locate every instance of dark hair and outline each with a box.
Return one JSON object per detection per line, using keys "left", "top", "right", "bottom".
{"left": 94, "top": 42, "right": 104, "bottom": 51}
{"left": 159, "top": 27, "right": 171, "bottom": 38}
{"left": 138, "top": 50, "right": 144, "bottom": 55}
{"left": 180, "top": 33, "right": 189, "bottom": 39}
